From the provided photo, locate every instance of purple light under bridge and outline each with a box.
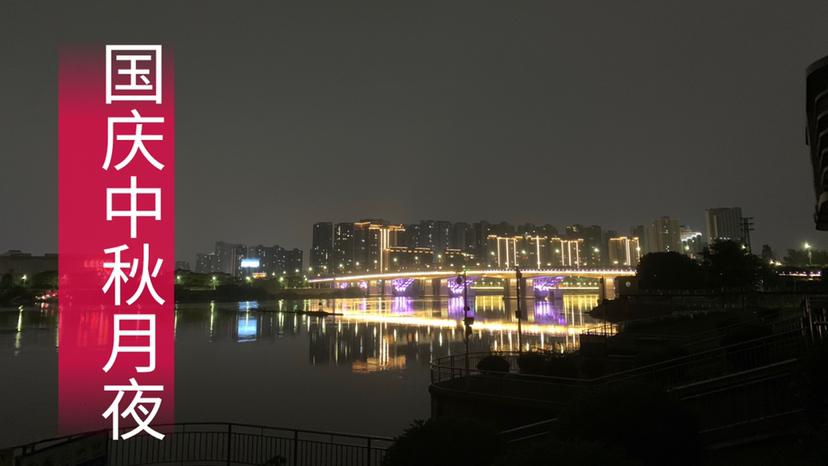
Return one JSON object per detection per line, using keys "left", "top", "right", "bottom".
{"left": 533, "top": 276, "right": 564, "bottom": 299}
{"left": 337, "top": 281, "right": 368, "bottom": 290}
{"left": 447, "top": 277, "right": 477, "bottom": 297}
{"left": 392, "top": 278, "right": 416, "bottom": 296}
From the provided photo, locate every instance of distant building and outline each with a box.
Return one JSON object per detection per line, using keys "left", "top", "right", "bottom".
{"left": 680, "top": 227, "right": 705, "bottom": 258}
{"left": 387, "top": 246, "right": 433, "bottom": 271}
{"left": 333, "top": 223, "right": 355, "bottom": 273}
{"left": 195, "top": 253, "right": 218, "bottom": 274}
{"left": 517, "top": 235, "right": 550, "bottom": 269}
{"left": 807, "top": 55, "right": 828, "bottom": 229}
{"left": 645, "top": 217, "right": 682, "bottom": 253}
{"left": 550, "top": 238, "right": 584, "bottom": 267}
{"left": 472, "top": 221, "right": 492, "bottom": 257}
{"left": 451, "top": 222, "right": 474, "bottom": 252}
{"left": 438, "top": 248, "right": 469, "bottom": 269}
{"left": 705, "top": 207, "right": 744, "bottom": 243}
{"left": 175, "top": 261, "right": 191, "bottom": 271}
{"left": 215, "top": 241, "right": 245, "bottom": 276}
{"left": 631, "top": 225, "right": 648, "bottom": 254}
{"left": 487, "top": 235, "right": 518, "bottom": 268}
{"left": 411, "top": 220, "right": 452, "bottom": 260}
{"left": 607, "top": 237, "right": 641, "bottom": 267}
{"left": 566, "top": 224, "right": 603, "bottom": 266}
{"left": 353, "top": 220, "right": 404, "bottom": 272}
{"left": 283, "top": 248, "right": 303, "bottom": 274}
{"left": 310, "top": 222, "right": 334, "bottom": 273}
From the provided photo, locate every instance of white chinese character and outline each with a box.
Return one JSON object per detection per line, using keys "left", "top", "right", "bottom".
{"left": 106, "top": 176, "right": 161, "bottom": 239}
{"left": 106, "top": 45, "right": 162, "bottom": 104}
{"left": 103, "top": 377, "right": 165, "bottom": 440}
{"left": 103, "top": 314, "right": 156, "bottom": 373}
{"left": 102, "top": 244, "right": 133, "bottom": 306}
{"left": 127, "top": 243, "right": 164, "bottom": 306}
{"left": 103, "top": 109, "right": 165, "bottom": 171}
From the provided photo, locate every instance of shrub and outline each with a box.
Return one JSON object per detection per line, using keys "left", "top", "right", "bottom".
{"left": 382, "top": 417, "right": 502, "bottom": 466}
{"left": 476, "top": 355, "right": 510, "bottom": 373}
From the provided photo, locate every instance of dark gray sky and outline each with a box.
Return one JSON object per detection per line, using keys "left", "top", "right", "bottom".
{"left": 2, "top": 1, "right": 828, "bottom": 263}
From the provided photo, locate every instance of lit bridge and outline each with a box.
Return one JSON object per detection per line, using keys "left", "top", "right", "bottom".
{"left": 308, "top": 268, "right": 636, "bottom": 300}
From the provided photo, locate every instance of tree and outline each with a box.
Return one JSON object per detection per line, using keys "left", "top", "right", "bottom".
{"left": 636, "top": 252, "right": 703, "bottom": 290}
{"left": 784, "top": 247, "right": 828, "bottom": 266}
{"left": 702, "top": 240, "right": 770, "bottom": 289}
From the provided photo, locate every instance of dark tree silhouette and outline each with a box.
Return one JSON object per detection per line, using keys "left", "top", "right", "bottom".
{"left": 636, "top": 252, "right": 703, "bottom": 290}
{"left": 702, "top": 240, "right": 770, "bottom": 290}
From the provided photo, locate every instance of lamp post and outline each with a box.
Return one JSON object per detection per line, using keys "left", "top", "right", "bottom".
{"left": 805, "top": 242, "right": 813, "bottom": 266}
{"left": 456, "top": 271, "right": 474, "bottom": 375}
{"left": 514, "top": 266, "right": 523, "bottom": 354}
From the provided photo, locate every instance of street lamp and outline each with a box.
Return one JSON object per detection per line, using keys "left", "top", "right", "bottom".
{"left": 805, "top": 242, "right": 813, "bottom": 266}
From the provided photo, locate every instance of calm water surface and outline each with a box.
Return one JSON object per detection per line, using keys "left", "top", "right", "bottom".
{"left": 0, "top": 293, "right": 601, "bottom": 446}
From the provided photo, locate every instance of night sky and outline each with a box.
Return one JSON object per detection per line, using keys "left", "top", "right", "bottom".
{"left": 2, "top": 1, "right": 828, "bottom": 263}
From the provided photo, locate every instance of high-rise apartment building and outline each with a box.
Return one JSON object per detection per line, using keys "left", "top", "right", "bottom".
{"left": 333, "top": 222, "right": 355, "bottom": 273}
{"left": 705, "top": 207, "right": 744, "bottom": 243}
{"left": 645, "top": 217, "right": 682, "bottom": 253}
{"left": 310, "top": 222, "right": 334, "bottom": 273}
{"left": 608, "top": 236, "right": 641, "bottom": 267}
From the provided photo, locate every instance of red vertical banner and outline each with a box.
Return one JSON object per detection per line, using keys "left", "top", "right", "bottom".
{"left": 59, "top": 45, "right": 174, "bottom": 437}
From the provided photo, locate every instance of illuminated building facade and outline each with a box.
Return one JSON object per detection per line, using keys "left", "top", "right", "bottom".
{"left": 487, "top": 235, "right": 519, "bottom": 268}
{"left": 680, "top": 227, "right": 705, "bottom": 258}
{"left": 354, "top": 220, "right": 405, "bottom": 272}
{"left": 550, "top": 237, "right": 584, "bottom": 267}
{"left": 566, "top": 224, "right": 603, "bottom": 266}
{"left": 486, "top": 235, "right": 583, "bottom": 268}
{"left": 607, "top": 236, "right": 641, "bottom": 267}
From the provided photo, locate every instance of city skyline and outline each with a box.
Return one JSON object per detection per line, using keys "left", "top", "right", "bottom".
{"left": 190, "top": 209, "right": 758, "bottom": 275}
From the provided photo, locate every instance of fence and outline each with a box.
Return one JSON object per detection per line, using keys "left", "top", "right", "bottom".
{"left": 8, "top": 423, "right": 393, "bottom": 466}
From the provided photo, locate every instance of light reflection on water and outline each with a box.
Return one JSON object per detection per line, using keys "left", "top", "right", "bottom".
{"left": 0, "top": 293, "right": 602, "bottom": 445}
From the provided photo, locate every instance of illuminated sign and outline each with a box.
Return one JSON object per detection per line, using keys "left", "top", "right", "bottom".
{"left": 240, "top": 258, "right": 260, "bottom": 268}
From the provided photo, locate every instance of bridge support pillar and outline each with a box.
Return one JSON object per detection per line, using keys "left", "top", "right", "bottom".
{"left": 504, "top": 278, "right": 527, "bottom": 300}
{"left": 599, "top": 277, "right": 617, "bottom": 301}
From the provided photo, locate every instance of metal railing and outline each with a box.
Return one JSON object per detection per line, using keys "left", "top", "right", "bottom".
{"left": 430, "top": 325, "right": 807, "bottom": 402}
{"left": 7, "top": 422, "right": 392, "bottom": 466}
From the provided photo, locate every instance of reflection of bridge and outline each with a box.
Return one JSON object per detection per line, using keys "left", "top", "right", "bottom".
{"left": 308, "top": 268, "right": 635, "bottom": 300}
